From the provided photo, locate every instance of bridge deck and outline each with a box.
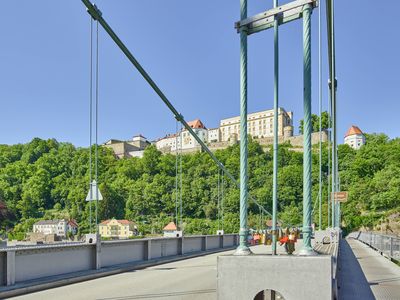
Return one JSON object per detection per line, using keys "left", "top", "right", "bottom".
{"left": 8, "top": 243, "right": 306, "bottom": 300}
{"left": 338, "top": 238, "right": 400, "bottom": 300}
{"left": 9, "top": 238, "right": 400, "bottom": 299}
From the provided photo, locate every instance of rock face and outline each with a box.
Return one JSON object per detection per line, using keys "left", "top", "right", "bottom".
{"left": 373, "top": 213, "right": 400, "bottom": 236}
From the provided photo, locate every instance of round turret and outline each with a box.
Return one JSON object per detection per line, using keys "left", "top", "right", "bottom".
{"left": 284, "top": 126, "right": 293, "bottom": 138}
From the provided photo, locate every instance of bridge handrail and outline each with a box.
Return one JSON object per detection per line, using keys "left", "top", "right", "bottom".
{"left": 0, "top": 233, "right": 237, "bottom": 252}
{"left": 348, "top": 231, "right": 400, "bottom": 261}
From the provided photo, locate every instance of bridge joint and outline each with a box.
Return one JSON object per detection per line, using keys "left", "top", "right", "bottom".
{"left": 235, "top": 0, "right": 318, "bottom": 35}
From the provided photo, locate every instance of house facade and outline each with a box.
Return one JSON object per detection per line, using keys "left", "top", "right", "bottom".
{"left": 156, "top": 119, "right": 208, "bottom": 153}
{"left": 163, "top": 222, "right": 180, "bottom": 237}
{"left": 33, "top": 219, "right": 78, "bottom": 237}
{"left": 219, "top": 108, "right": 293, "bottom": 142}
{"left": 99, "top": 219, "right": 137, "bottom": 239}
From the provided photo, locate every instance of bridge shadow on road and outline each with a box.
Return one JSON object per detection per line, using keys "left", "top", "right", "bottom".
{"left": 337, "top": 239, "right": 375, "bottom": 300}
{"left": 95, "top": 288, "right": 216, "bottom": 300}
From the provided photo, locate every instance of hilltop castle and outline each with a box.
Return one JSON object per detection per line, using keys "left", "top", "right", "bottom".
{"left": 104, "top": 107, "right": 327, "bottom": 158}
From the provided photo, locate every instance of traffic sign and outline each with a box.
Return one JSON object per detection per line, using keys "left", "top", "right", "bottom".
{"left": 331, "top": 191, "right": 348, "bottom": 202}
{"left": 86, "top": 180, "right": 103, "bottom": 201}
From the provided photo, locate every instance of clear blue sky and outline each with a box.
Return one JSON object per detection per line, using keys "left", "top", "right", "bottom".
{"left": 1, "top": 1, "right": 399, "bottom": 146}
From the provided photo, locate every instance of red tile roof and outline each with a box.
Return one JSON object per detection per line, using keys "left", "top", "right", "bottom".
{"left": 163, "top": 222, "right": 177, "bottom": 231}
{"left": 67, "top": 219, "right": 78, "bottom": 227}
{"left": 118, "top": 220, "right": 134, "bottom": 225}
{"left": 100, "top": 219, "right": 134, "bottom": 225}
{"left": 187, "top": 119, "right": 206, "bottom": 129}
{"left": 345, "top": 125, "right": 363, "bottom": 137}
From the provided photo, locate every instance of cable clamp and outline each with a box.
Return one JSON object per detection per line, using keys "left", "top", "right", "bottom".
{"left": 175, "top": 114, "right": 184, "bottom": 122}
{"left": 87, "top": 3, "right": 102, "bottom": 20}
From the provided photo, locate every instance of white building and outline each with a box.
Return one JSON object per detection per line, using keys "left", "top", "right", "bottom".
{"left": 156, "top": 119, "right": 208, "bottom": 153}
{"left": 163, "top": 222, "right": 180, "bottom": 237}
{"left": 219, "top": 108, "right": 293, "bottom": 142}
{"left": 33, "top": 219, "right": 78, "bottom": 237}
{"left": 344, "top": 125, "right": 365, "bottom": 150}
{"left": 208, "top": 128, "right": 221, "bottom": 143}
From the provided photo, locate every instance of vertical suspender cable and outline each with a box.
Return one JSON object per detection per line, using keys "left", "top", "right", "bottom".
{"left": 329, "top": 0, "right": 337, "bottom": 228}
{"left": 318, "top": 0, "right": 323, "bottom": 230}
{"left": 89, "top": 17, "right": 93, "bottom": 234}
{"left": 175, "top": 121, "right": 179, "bottom": 227}
{"left": 272, "top": 0, "right": 279, "bottom": 256}
{"left": 336, "top": 136, "right": 340, "bottom": 226}
{"left": 217, "top": 169, "right": 220, "bottom": 231}
{"left": 327, "top": 96, "right": 331, "bottom": 227}
{"left": 95, "top": 20, "right": 99, "bottom": 231}
{"left": 222, "top": 172, "right": 224, "bottom": 231}
{"left": 179, "top": 124, "right": 183, "bottom": 231}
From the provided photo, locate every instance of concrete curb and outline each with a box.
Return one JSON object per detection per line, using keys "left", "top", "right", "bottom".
{"left": 0, "top": 246, "right": 236, "bottom": 299}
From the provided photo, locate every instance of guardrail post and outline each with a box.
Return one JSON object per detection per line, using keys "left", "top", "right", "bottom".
{"left": 145, "top": 239, "right": 151, "bottom": 260}
{"left": 6, "top": 250, "right": 15, "bottom": 286}
{"left": 220, "top": 235, "right": 224, "bottom": 248}
{"left": 390, "top": 237, "right": 394, "bottom": 258}
{"left": 96, "top": 236, "right": 101, "bottom": 270}
{"left": 178, "top": 237, "right": 184, "bottom": 255}
{"left": 202, "top": 236, "right": 208, "bottom": 251}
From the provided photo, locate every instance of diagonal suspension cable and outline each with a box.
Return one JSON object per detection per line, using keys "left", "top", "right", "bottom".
{"left": 81, "top": 0, "right": 273, "bottom": 218}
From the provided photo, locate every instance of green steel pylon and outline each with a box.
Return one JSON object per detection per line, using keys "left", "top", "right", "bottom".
{"left": 234, "top": 0, "right": 251, "bottom": 255}
{"left": 299, "top": 3, "right": 316, "bottom": 256}
{"left": 271, "top": 0, "right": 279, "bottom": 255}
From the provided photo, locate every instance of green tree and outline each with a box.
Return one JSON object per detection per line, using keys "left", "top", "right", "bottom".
{"left": 299, "top": 111, "right": 330, "bottom": 134}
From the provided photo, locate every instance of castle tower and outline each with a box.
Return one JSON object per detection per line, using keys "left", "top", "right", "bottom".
{"left": 344, "top": 125, "right": 365, "bottom": 149}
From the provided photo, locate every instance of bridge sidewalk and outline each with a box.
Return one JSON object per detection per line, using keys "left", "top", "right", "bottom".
{"left": 338, "top": 238, "right": 400, "bottom": 300}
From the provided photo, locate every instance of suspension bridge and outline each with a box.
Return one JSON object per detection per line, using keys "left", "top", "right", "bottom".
{"left": 1, "top": 0, "right": 399, "bottom": 299}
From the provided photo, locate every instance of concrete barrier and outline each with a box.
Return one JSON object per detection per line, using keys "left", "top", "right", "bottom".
{"left": 101, "top": 239, "right": 146, "bottom": 267}
{"left": 183, "top": 236, "right": 204, "bottom": 254}
{"left": 14, "top": 245, "right": 94, "bottom": 283}
{"left": 207, "top": 235, "right": 221, "bottom": 250}
{"left": 0, "top": 252, "right": 6, "bottom": 286}
{"left": 0, "top": 234, "right": 238, "bottom": 294}
{"left": 218, "top": 255, "right": 334, "bottom": 300}
{"left": 218, "top": 236, "right": 340, "bottom": 300}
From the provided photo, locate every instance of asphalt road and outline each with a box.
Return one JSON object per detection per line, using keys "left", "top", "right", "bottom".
{"left": 9, "top": 249, "right": 232, "bottom": 300}
{"left": 9, "top": 244, "right": 295, "bottom": 300}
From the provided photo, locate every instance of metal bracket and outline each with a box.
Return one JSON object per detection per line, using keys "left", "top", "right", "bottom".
{"left": 235, "top": 0, "right": 318, "bottom": 35}
{"left": 328, "top": 78, "right": 338, "bottom": 89}
{"left": 85, "top": 1, "right": 102, "bottom": 20}
{"left": 175, "top": 113, "right": 184, "bottom": 122}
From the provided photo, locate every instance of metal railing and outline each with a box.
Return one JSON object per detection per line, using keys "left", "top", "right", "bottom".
{"left": 348, "top": 231, "right": 400, "bottom": 260}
